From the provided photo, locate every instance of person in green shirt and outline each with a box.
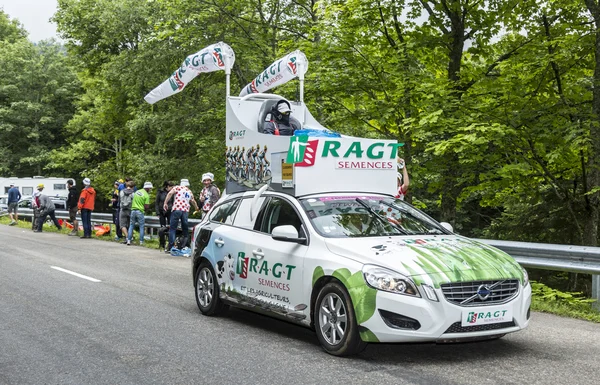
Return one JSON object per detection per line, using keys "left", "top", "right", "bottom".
{"left": 127, "top": 181, "right": 153, "bottom": 245}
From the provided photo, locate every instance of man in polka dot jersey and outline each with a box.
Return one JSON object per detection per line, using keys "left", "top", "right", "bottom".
{"left": 163, "top": 178, "right": 199, "bottom": 252}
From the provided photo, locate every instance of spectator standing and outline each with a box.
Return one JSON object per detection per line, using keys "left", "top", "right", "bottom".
{"left": 31, "top": 185, "right": 43, "bottom": 231}
{"left": 155, "top": 180, "right": 174, "bottom": 227}
{"left": 127, "top": 181, "right": 152, "bottom": 246}
{"left": 164, "top": 179, "right": 199, "bottom": 252}
{"left": 34, "top": 187, "right": 62, "bottom": 233}
{"left": 119, "top": 180, "right": 135, "bottom": 243}
{"left": 111, "top": 180, "right": 123, "bottom": 240}
{"left": 7, "top": 183, "right": 21, "bottom": 226}
{"left": 66, "top": 180, "right": 79, "bottom": 236}
{"left": 78, "top": 178, "right": 96, "bottom": 239}
{"left": 396, "top": 157, "right": 410, "bottom": 200}
{"left": 199, "top": 173, "right": 220, "bottom": 216}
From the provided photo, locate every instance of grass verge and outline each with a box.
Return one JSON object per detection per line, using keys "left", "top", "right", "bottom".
{"left": 0, "top": 214, "right": 166, "bottom": 252}
{"left": 531, "top": 298, "right": 600, "bottom": 323}
{"left": 530, "top": 281, "right": 600, "bottom": 322}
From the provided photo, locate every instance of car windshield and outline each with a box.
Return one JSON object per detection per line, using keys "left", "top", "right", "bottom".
{"left": 300, "top": 195, "right": 447, "bottom": 238}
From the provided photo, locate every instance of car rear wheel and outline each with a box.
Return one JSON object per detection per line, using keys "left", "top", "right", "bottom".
{"left": 195, "top": 261, "right": 228, "bottom": 316}
{"left": 315, "top": 282, "right": 367, "bottom": 356}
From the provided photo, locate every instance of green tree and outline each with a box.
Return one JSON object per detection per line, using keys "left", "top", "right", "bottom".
{"left": 0, "top": 38, "right": 80, "bottom": 177}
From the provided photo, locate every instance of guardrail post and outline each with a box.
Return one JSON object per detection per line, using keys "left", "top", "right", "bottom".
{"left": 593, "top": 275, "right": 600, "bottom": 311}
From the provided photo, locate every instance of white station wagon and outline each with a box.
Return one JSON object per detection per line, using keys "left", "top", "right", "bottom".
{"left": 191, "top": 190, "right": 531, "bottom": 356}
{"left": 159, "top": 45, "right": 533, "bottom": 355}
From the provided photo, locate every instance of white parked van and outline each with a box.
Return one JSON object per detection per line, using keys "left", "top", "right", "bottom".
{"left": 0, "top": 177, "right": 74, "bottom": 199}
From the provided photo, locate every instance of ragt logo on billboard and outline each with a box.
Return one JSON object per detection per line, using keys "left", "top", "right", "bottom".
{"left": 287, "top": 56, "right": 298, "bottom": 75}
{"left": 287, "top": 137, "right": 404, "bottom": 169}
{"left": 286, "top": 135, "right": 318, "bottom": 166}
{"left": 168, "top": 47, "right": 226, "bottom": 92}
{"left": 228, "top": 130, "right": 246, "bottom": 140}
{"left": 239, "top": 50, "right": 308, "bottom": 97}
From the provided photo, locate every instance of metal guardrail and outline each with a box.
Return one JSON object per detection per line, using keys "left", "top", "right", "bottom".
{"left": 477, "top": 239, "right": 600, "bottom": 274}
{"left": 478, "top": 239, "right": 600, "bottom": 309}
{"left": 14, "top": 208, "right": 202, "bottom": 232}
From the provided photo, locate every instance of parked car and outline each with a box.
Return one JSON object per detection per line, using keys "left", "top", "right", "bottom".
{"left": 191, "top": 191, "right": 531, "bottom": 356}
{"left": 0, "top": 195, "right": 7, "bottom": 213}
{"left": 18, "top": 195, "right": 68, "bottom": 210}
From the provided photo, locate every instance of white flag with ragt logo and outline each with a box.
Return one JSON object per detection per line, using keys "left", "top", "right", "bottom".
{"left": 144, "top": 42, "right": 235, "bottom": 104}
{"left": 239, "top": 50, "right": 308, "bottom": 97}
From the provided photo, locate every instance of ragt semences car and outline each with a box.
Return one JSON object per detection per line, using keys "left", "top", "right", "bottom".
{"left": 191, "top": 191, "right": 531, "bottom": 356}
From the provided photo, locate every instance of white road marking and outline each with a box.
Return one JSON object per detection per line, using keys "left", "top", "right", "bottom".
{"left": 50, "top": 266, "right": 102, "bottom": 283}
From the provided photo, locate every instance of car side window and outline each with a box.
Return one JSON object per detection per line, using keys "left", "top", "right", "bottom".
{"left": 233, "top": 197, "right": 266, "bottom": 230}
{"left": 257, "top": 197, "right": 305, "bottom": 237}
{"left": 209, "top": 199, "right": 241, "bottom": 225}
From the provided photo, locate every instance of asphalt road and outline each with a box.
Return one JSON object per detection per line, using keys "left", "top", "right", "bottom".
{"left": 1, "top": 224, "right": 600, "bottom": 385}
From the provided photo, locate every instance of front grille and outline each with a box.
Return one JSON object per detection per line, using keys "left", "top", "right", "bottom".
{"left": 441, "top": 279, "right": 519, "bottom": 306}
{"left": 444, "top": 320, "right": 516, "bottom": 333}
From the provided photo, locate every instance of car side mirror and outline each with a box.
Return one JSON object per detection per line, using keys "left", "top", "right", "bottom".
{"left": 272, "top": 225, "right": 306, "bottom": 244}
{"left": 440, "top": 222, "right": 453, "bottom": 233}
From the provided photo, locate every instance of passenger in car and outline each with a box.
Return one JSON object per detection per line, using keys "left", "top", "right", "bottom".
{"left": 263, "top": 100, "right": 301, "bottom": 136}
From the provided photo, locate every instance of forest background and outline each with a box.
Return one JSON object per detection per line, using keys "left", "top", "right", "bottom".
{"left": 2, "top": 0, "right": 600, "bottom": 285}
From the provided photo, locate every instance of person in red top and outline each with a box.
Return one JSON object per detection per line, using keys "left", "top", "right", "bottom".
{"left": 396, "top": 157, "right": 410, "bottom": 200}
{"left": 163, "top": 178, "right": 199, "bottom": 252}
{"left": 78, "top": 178, "right": 96, "bottom": 239}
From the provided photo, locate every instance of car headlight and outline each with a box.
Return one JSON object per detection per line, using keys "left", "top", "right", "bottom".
{"left": 521, "top": 266, "right": 529, "bottom": 286}
{"left": 362, "top": 265, "right": 420, "bottom": 297}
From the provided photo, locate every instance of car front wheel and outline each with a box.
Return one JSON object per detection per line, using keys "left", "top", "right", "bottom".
{"left": 315, "top": 282, "right": 366, "bottom": 356}
{"left": 195, "top": 261, "right": 228, "bottom": 316}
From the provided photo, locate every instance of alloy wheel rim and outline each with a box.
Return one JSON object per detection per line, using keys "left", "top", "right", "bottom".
{"left": 197, "top": 267, "right": 214, "bottom": 308}
{"left": 318, "top": 293, "right": 347, "bottom": 345}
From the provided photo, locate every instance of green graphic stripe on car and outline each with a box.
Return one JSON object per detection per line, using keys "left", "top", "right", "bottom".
{"left": 401, "top": 262, "right": 427, "bottom": 286}
{"left": 312, "top": 266, "right": 324, "bottom": 287}
{"left": 405, "top": 244, "right": 524, "bottom": 287}
{"left": 358, "top": 326, "right": 380, "bottom": 343}
{"left": 330, "top": 268, "right": 377, "bottom": 325}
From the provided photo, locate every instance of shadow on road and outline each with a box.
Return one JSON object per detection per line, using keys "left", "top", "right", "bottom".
{"left": 217, "top": 306, "right": 530, "bottom": 363}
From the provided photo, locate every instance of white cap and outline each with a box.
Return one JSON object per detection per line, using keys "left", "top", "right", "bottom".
{"left": 143, "top": 181, "right": 153, "bottom": 189}
{"left": 277, "top": 102, "right": 291, "bottom": 113}
{"left": 202, "top": 173, "right": 214, "bottom": 182}
{"left": 180, "top": 178, "right": 190, "bottom": 187}
{"left": 9, "top": 182, "right": 14, "bottom": 186}
{"left": 83, "top": 178, "right": 91, "bottom": 185}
